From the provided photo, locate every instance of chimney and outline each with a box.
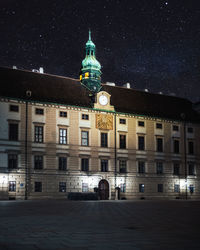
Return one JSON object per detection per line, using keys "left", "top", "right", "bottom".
{"left": 123, "top": 83, "right": 131, "bottom": 89}
{"left": 39, "top": 67, "right": 44, "bottom": 73}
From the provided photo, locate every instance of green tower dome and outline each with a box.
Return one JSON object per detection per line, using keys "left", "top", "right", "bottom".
{"left": 80, "top": 30, "right": 102, "bottom": 93}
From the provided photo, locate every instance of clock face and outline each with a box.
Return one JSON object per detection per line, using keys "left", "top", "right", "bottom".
{"left": 99, "top": 95, "right": 108, "bottom": 106}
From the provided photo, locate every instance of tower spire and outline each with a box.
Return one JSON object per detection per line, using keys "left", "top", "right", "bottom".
{"left": 79, "top": 31, "right": 102, "bottom": 93}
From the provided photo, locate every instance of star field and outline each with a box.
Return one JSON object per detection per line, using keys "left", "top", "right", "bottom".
{"left": 0, "top": 0, "right": 200, "bottom": 102}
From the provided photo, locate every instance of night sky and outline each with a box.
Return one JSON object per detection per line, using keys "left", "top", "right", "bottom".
{"left": 0, "top": 0, "right": 200, "bottom": 102}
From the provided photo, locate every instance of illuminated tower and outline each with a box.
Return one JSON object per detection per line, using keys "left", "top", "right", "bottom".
{"left": 80, "top": 30, "right": 102, "bottom": 93}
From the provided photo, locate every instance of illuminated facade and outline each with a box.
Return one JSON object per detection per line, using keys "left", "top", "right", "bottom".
{"left": 0, "top": 33, "right": 200, "bottom": 200}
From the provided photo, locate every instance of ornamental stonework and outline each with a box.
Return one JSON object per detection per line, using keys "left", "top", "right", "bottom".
{"left": 96, "top": 114, "right": 113, "bottom": 130}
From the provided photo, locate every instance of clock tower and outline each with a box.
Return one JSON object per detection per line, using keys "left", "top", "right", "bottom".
{"left": 80, "top": 31, "right": 102, "bottom": 93}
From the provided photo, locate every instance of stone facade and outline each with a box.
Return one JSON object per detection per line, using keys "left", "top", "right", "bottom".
{"left": 0, "top": 95, "right": 199, "bottom": 200}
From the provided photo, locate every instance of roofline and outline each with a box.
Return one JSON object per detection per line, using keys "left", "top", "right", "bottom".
{"left": 1, "top": 95, "right": 199, "bottom": 124}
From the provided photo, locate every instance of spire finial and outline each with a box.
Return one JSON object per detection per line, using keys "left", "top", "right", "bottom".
{"left": 89, "top": 29, "right": 91, "bottom": 41}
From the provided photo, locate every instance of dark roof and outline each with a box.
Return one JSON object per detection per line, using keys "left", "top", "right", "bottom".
{"left": 0, "top": 67, "right": 199, "bottom": 122}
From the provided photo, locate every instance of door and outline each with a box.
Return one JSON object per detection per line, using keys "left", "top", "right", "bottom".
{"left": 98, "top": 179, "right": 109, "bottom": 200}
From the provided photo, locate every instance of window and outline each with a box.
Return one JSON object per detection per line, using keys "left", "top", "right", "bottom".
{"left": 34, "top": 126, "right": 43, "bottom": 143}
{"left": 101, "top": 159, "right": 108, "bottom": 172}
{"left": 173, "top": 125, "right": 179, "bottom": 131}
{"left": 9, "top": 181, "right": 16, "bottom": 192}
{"left": 119, "top": 160, "right": 127, "bottom": 173}
{"left": 59, "top": 111, "right": 67, "bottom": 117}
{"left": 120, "top": 183, "right": 126, "bottom": 193}
{"left": 35, "top": 108, "right": 44, "bottom": 115}
{"left": 82, "top": 114, "right": 89, "bottom": 120}
{"left": 156, "top": 138, "right": 163, "bottom": 152}
{"left": 174, "top": 184, "right": 180, "bottom": 193}
{"left": 138, "top": 161, "right": 145, "bottom": 174}
{"left": 9, "top": 105, "right": 19, "bottom": 112}
{"left": 138, "top": 136, "right": 145, "bottom": 150}
{"left": 189, "top": 185, "right": 194, "bottom": 194}
{"left": 81, "top": 131, "right": 89, "bottom": 146}
{"left": 187, "top": 127, "right": 193, "bottom": 133}
{"left": 173, "top": 139, "right": 179, "bottom": 154}
{"left": 8, "top": 154, "right": 18, "bottom": 169}
{"left": 120, "top": 119, "right": 126, "bottom": 124}
{"left": 9, "top": 123, "right": 18, "bottom": 141}
{"left": 35, "top": 182, "right": 42, "bottom": 192}
{"left": 156, "top": 162, "right": 163, "bottom": 174}
{"left": 119, "top": 134, "right": 126, "bottom": 149}
{"left": 156, "top": 123, "right": 162, "bottom": 129}
{"left": 81, "top": 158, "right": 89, "bottom": 171}
{"left": 188, "top": 141, "right": 194, "bottom": 155}
{"left": 34, "top": 155, "right": 43, "bottom": 169}
{"left": 82, "top": 183, "right": 88, "bottom": 192}
{"left": 188, "top": 163, "right": 195, "bottom": 175}
{"left": 173, "top": 163, "right": 180, "bottom": 175}
{"left": 59, "top": 182, "right": 66, "bottom": 192}
{"left": 101, "top": 133, "right": 108, "bottom": 147}
{"left": 59, "top": 157, "right": 67, "bottom": 170}
{"left": 138, "top": 121, "right": 144, "bottom": 127}
{"left": 158, "top": 184, "right": 163, "bottom": 193}
{"left": 139, "top": 184, "right": 145, "bottom": 193}
{"left": 59, "top": 128, "right": 67, "bottom": 144}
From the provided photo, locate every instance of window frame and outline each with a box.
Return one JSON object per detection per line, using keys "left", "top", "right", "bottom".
{"left": 101, "top": 159, "right": 108, "bottom": 172}
{"left": 138, "top": 135, "right": 145, "bottom": 150}
{"left": 81, "top": 158, "right": 89, "bottom": 172}
{"left": 82, "top": 114, "right": 89, "bottom": 120}
{"left": 139, "top": 184, "right": 145, "bottom": 193}
{"left": 138, "top": 121, "right": 145, "bottom": 127}
{"left": 9, "top": 104, "right": 19, "bottom": 112}
{"left": 8, "top": 154, "right": 18, "bottom": 169}
{"left": 35, "top": 182, "right": 42, "bottom": 192}
{"left": 119, "top": 159, "right": 127, "bottom": 173}
{"left": 9, "top": 123, "right": 18, "bottom": 141}
{"left": 59, "top": 111, "right": 67, "bottom": 118}
{"left": 173, "top": 139, "right": 180, "bottom": 154}
{"left": 81, "top": 130, "right": 89, "bottom": 146}
{"left": 138, "top": 161, "right": 145, "bottom": 174}
{"left": 156, "top": 137, "right": 163, "bottom": 152}
{"left": 59, "top": 128, "right": 67, "bottom": 145}
{"left": 34, "top": 155, "right": 43, "bottom": 170}
{"left": 119, "top": 134, "right": 126, "bottom": 149}
{"left": 34, "top": 125, "right": 44, "bottom": 143}
{"left": 35, "top": 108, "right": 44, "bottom": 115}
{"left": 9, "top": 181, "right": 16, "bottom": 192}
{"left": 156, "top": 162, "right": 163, "bottom": 174}
{"left": 119, "top": 118, "right": 126, "bottom": 125}
{"left": 101, "top": 132, "right": 108, "bottom": 148}
{"left": 58, "top": 157, "right": 67, "bottom": 171}
{"left": 59, "top": 182, "right": 66, "bottom": 192}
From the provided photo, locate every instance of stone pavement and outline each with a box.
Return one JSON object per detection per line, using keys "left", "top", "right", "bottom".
{"left": 0, "top": 200, "right": 200, "bottom": 250}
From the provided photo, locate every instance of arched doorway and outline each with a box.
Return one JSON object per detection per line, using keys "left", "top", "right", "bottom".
{"left": 98, "top": 179, "right": 109, "bottom": 200}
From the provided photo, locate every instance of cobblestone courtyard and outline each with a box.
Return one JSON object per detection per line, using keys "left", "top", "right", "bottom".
{"left": 0, "top": 200, "right": 200, "bottom": 250}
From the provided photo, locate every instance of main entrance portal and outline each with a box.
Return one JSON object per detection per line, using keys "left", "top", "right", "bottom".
{"left": 98, "top": 179, "right": 109, "bottom": 200}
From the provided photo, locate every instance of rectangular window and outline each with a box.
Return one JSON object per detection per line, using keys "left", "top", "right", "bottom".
{"left": 81, "top": 131, "right": 89, "bottom": 146}
{"left": 81, "top": 158, "right": 89, "bottom": 171}
{"left": 188, "top": 141, "right": 194, "bottom": 155}
{"left": 119, "top": 118, "right": 126, "bottom": 124}
{"left": 187, "top": 127, "right": 193, "bottom": 133}
{"left": 9, "top": 181, "right": 16, "bottom": 192}
{"left": 101, "top": 133, "right": 108, "bottom": 147}
{"left": 188, "top": 163, "right": 195, "bottom": 175}
{"left": 9, "top": 123, "right": 18, "bottom": 141}
{"left": 9, "top": 105, "right": 19, "bottom": 112}
{"left": 138, "top": 161, "right": 145, "bottom": 173}
{"left": 34, "top": 155, "right": 43, "bottom": 169}
{"left": 59, "top": 157, "right": 67, "bottom": 170}
{"left": 173, "top": 139, "right": 179, "bottom": 154}
{"left": 138, "top": 121, "right": 144, "bottom": 127}
{"left": 173, "top": 125, "right": 179, "bottom": 131}
{"left": 34, "top": 126, "right": 43, "bottom": 143}
{"left": 173, "top": 163, "right": 180, "bottom": 175}
{"left": 189, "top": 185, "right": 194, "bottom": 194}
{"left": 156, "top": 162, "right": 163, "bottom": 174}
{"left": 139, "top": 184, "right": 145, "bottom": 193}
{"left": 120, "top": 183, "right": 126, "bottom": 193}
{"left": 101, "top": 159, "right": 108, "bottom": 172}
{"left": 158, "top": 184, "right": 163, "bottom": 192}
{"left": 59, "top": 182, "right": 66, "bottom": 192}
{"left": 59, "top": 128, "right": 67, "bottom": 144}
{"left": 119, "top": 160, "right": 127, "bottom": 173}
{"left": 156, "top": 123, "right": 162, "bottom": 129}
{"left": 138, "top": 136, "right": 145, "bottom": 150}
{"left": 174, "top": 184, "right": 180, "bottom": 193}
{"left": 119, "top": 134, "right": 126, "bottom": 149}
{"left": 35, "top": 182, "right": 42, "bottom": 192}
{"left": 82, "top": 183, "right": 88, "bottom": 192}
{"left": 59, "top": 111, "right": 67, "bottom": 117}
{"left": 8, "top": 154, "right": 18, "bottom": 169}
{"left": 82, "top": 114, "right": 89, "bottom": 120}
{"left": 35, "top": 108, "right": 44, "bottom": 115}
{"left": 157, "top": 138, "right": 163, "bottom": 152}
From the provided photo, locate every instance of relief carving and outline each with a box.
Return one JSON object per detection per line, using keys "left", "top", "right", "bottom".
{"left": 96, "top": 114, "right": 113, "bottom": 130}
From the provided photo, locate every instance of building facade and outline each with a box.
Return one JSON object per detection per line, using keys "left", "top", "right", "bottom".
{"left": 0, "top": 33, "right": 200, "bottom": 200}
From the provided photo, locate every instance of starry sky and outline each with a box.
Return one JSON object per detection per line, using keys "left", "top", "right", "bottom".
{"left": 0, "top": 0, "right": 200, "bottom": 102}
